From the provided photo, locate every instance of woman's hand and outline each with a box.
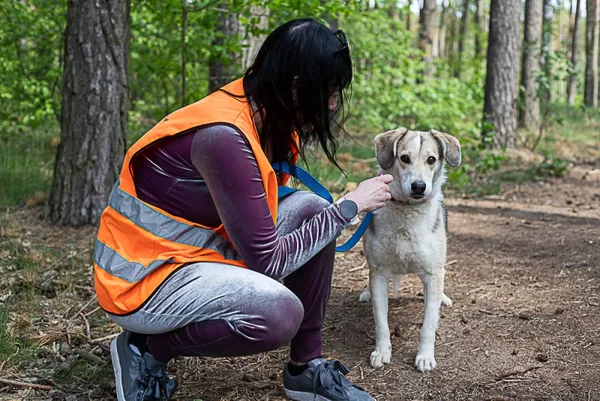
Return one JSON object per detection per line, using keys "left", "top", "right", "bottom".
{"left": 343, "top": 174, "right": 393, "bottom": 213}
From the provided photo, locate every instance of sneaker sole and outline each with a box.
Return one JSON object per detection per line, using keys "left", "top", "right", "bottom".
{"left": 284, "top": 388, "right": 331, "bottom": 401}
{"left": 110, "top": 336, "right": 126, "bottom": 401}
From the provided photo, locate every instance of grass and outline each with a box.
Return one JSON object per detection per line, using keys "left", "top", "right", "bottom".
{"left": 0, "top": 305, "right": 40, "bottom": 369}
{"left": 0, "top": 123, "right": 58, "bottom": 208}
{"left": 0, "top": 209, "right": 114, "bottom": 392}
{"left": 0, "top": 306, "right": 17, "bottom": 360}
{"left": 530, "top": 104, "right": 600, "bottom": 161}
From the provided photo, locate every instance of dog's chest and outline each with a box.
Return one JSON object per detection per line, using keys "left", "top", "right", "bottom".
{"left": 366, "top": 205, "right": 445, "bottom": 273}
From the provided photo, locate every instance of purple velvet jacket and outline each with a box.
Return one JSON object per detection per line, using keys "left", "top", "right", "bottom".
{"left": 130, "top": 125, "right": 350, "bottom": 279}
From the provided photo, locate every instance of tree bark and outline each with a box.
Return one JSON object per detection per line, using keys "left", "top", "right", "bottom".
{"left": 388, "top": 1, "right": 399, "bottom": 22}
{"left": 567, "top": 0, "right": 581, "bottom": 105}
{"left": 447, "top": 1, "right": 459, "bottom": 68}
{"left": 483, "top": 0, "right": 521, "bottom": 149}
{"left": 321, "top": 0, "right": 338, "bottom": 31}
{"left": 209, "top": 5, "right": 242, "bottom": 94}
{"left": 454, "top": 0, "right": 470, "bottom": 78}
{"left": 48, "top": 0, "right": 129, "bottom": 226}
{"left": 439, "top": 0, "right": 448, "bottom": 59}
{"left": 519, "top": 0, "right": 544, "bottom": 132}
{"left": 475, "top": 0, "right": 485, "bottom": 56}
{"left": 585, "top": 0, "right": 599, "bottom": 108}
{"left": 540, "top": 0, "right": 553, "bottom": 101}
{"left": 419, "top": 0, "right": 439, "bottom": 76}
{"left": 242, "top": 5, "right": 269, "bottom": 70}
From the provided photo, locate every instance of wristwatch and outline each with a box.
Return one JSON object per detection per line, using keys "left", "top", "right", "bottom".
{"left": 335, "top": 197, "right": 359, "bottom": 224}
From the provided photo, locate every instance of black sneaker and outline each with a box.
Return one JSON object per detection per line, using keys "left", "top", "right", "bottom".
{"left": 283, "top": 358, "right": 375, "bottom": 401}
{"left": 110, "top": 331, "right": 177, "bottom": 401}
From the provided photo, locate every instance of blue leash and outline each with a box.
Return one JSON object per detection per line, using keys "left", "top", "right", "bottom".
{"left": 273, "top": 161, "right": 373, "bottom": 252}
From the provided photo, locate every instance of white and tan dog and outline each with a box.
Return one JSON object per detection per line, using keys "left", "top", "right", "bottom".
{"left": 359, "top": 127, "right": 461, "bottom": 372}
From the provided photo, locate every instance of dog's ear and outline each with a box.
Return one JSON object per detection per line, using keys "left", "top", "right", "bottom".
{"left": 430, "top": 129, "right": 461, "bottom": 168}
{"left": 374, "top": 128, "right": 409, "bottom": 170}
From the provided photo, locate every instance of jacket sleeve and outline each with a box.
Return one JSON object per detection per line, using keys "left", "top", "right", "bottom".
{"left": 190, "top": 125, "right": 349, "bottom": 280}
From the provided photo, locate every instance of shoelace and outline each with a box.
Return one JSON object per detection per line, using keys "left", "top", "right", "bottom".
{"left": 311, "top": 359, "right": 364, "bottom": 397}
{"left": 135, "top": 360, "right": 177, "bottom": 401}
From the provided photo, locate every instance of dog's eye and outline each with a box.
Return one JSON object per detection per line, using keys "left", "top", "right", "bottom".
{"left": 400, "top": 155, "right": 411, "bottom": 164}
{"left": 427, "top": 156, "right": 437, "bottom": 165}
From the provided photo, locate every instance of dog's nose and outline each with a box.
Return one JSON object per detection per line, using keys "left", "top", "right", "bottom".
{"left": 411, "top": 181, "right": 426, "bottom": 194}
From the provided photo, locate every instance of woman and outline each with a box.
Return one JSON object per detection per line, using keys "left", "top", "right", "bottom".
{"left": 94, "top": 18, "right": 392, "bottom": 401}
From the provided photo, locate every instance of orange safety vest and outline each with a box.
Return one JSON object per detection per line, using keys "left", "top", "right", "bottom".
{"left": 93, "top": 78, "right": 298, "bottom": 315}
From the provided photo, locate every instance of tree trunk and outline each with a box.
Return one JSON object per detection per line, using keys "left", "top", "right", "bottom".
{"left": 567, "top": 0, "right": 581, "bottom": 105}
{"left": 242, "top": 5, "right": 269, "bottom": 70}
{"left": 475, "top": 0, "right": 485, "bottom": 56}
{"left": 482, "top": 0, "right": 521, "bottom": 149}
{"left": 419, "top": 0, "right": 439, "bottom": 76}
{"left": 321, "top": 0, "right": 339, "bottom": 31}
{"left": 406, "top": 2, "right": 412, "bottom": 31}
{"left": 567, "top": 0, "right": 574, "bottom": 61}
{"left": 519, "top": 0, "right": 544, "bottom": 131}
{"left": 585, "top": 0, "right": 599, "bottom": 108}
{"left": 439, "top": 1, "right": 448, "bottom": 59}
{"left": 447, "top": 1, "right": 459, "bottom": 68}
{"left": 540, "top": 0, "right": 553, "bottom": 101}
{"left": 209, "top": 6, "right": 242, "bottom": 94}
{"left": 454, "top": 0, "right": 470, "bottom": 78}
{"left": 48, "top": 0, "right": 129, "bottom": 226}
{"left": 388, "top": 1, "right": 399, "bottom": 22}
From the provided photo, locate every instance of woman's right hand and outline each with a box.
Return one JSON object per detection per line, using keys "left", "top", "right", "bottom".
{"left": 343, "top": 174, "right": 393, "bottom": 213}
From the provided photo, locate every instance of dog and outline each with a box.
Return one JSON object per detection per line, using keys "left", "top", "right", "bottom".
{"left": 359, "top": 127, "right": 461, "bottom": 372}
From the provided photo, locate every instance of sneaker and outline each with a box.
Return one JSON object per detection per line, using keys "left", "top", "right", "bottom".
{"left": 283, "top": 358, "right": 375, "bottom": 401}
{"left": 110, "top": 331, "right": 177, "bottom": 401}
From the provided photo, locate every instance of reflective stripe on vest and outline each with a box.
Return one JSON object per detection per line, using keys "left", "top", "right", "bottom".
{"left": 107, "top": 181, "right": 238, "bottom": 258}
{"left": 94, "top": 181, "right": 240, "bottom": 284}
{"left": 94, "top": 240, "right": 171, "bottom": 283}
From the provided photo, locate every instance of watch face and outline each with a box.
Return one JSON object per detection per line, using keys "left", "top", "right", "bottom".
{"left": 340, "top": 199, "right": 358, "bottom": 219}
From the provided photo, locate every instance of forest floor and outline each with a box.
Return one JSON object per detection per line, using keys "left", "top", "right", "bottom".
{"left": 0, "top": 159, "right": 599, "bottom": 401}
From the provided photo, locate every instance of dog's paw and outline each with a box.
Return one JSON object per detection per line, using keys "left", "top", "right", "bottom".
{"left": 441, "top": 293, "right": 452, "bottom": 307}
{"left": 415, "top": 352, "right": 437, "bottom": 372}
{"left": 369, "top": 345, "right": 392, "bottom": 368}
{"left": 358, "top": 287, "right": 371, "bottom": 303}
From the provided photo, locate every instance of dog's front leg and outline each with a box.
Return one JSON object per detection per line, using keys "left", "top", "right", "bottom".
{"left": 369, "top": 271, "right": 391, "bottom": 368}
{"left": 415, "top": 272, "right": 444, "bottom": 372}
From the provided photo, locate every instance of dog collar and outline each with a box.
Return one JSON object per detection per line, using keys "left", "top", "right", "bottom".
{"left": 390, "top": 197, "right": 430, "bottom": 206}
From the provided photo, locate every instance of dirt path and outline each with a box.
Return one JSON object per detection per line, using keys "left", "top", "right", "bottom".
{"left": 1, "top": 166, "right": 599, "bottom": 401}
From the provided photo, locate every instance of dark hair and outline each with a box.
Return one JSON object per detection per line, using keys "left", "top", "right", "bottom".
{"left": 240, "top": 18, "right": 353, "bottom": 172}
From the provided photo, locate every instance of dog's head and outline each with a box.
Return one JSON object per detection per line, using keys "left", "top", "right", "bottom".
{"left": 374, "top": 128, "right": 461, "bottom": 202}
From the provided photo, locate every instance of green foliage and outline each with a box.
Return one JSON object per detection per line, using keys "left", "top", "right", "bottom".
{"left": 0, "top": 0, "right": 65, "bottom": 136}
{"left": 342, "top": 7, "right": 484, "bottom": 136}
{"left": 128, "top": 0, "right": 356, "bottom": 141}
{"left": 531, "top": 156, "right": 570, "bottom": 178}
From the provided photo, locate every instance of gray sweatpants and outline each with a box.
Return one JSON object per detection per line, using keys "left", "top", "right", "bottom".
{"left": 107, "top": 191, "right": 340, "bottom": 363}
